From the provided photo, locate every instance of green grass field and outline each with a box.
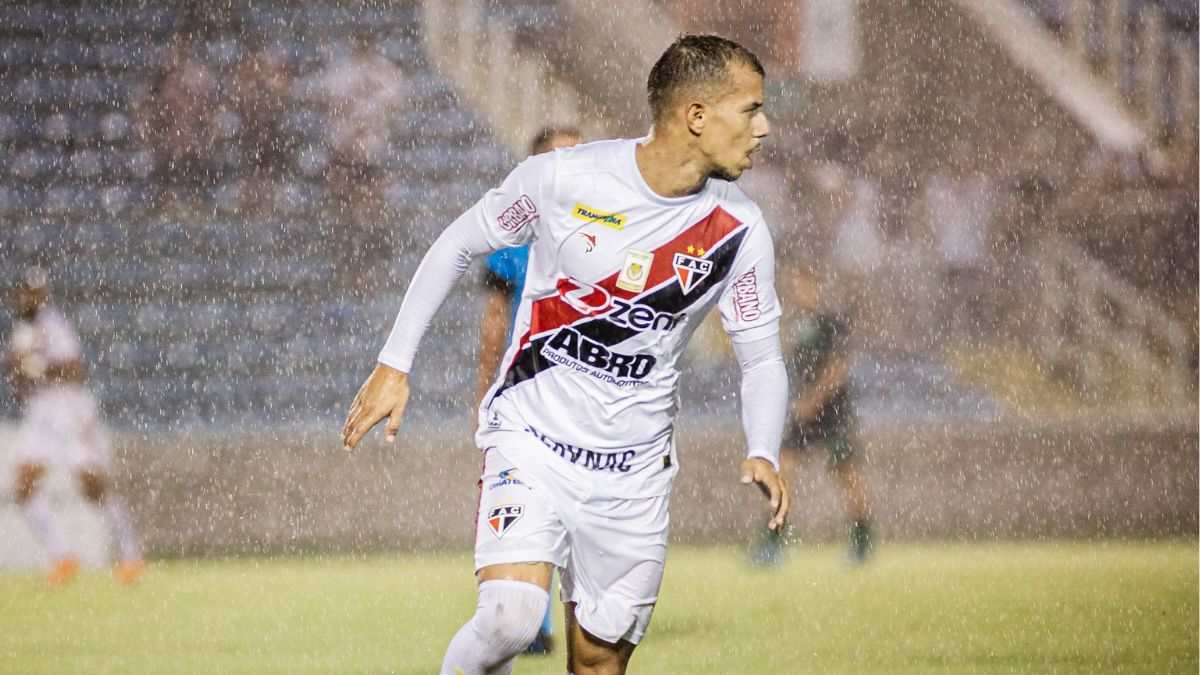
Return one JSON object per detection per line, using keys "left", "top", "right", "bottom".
{"left": 2, "top": 541, "right": 1195, "bottom": 673}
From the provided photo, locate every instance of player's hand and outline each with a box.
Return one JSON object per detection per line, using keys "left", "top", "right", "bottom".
{"left": 341, "top": 364, "right": 410, "bottom": 452}
{"left": 740, "top": 457, "right": 789, "bottom": 532}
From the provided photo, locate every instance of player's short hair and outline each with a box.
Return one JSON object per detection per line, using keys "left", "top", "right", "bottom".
{"left": 647, "top": 34, "right": 765, "bottom": 124}
{"left": 529, "top": 126, "right": 582, "bottom": 155}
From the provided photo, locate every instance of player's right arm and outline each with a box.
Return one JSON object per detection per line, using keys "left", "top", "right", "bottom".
{"left": 719, "top": 219, "right": 789, "bottom": 531}
{"left": 474, "top": 283, "right": 512, "bottom": 423}
{"left": 341, "top": 153, "right": 555, "bottom": 452}
{"left": 4, "top": 350, "right": 30, "bottom": 404}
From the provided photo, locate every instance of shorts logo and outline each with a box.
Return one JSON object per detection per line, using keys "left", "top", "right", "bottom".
{"left": 557, "top": 277, "right": 612, "bottom": 315}
{"left": 488, "top": 468, "right": 525, "bottom": 489}
{"left": 672, "top": 249, "right": 712, "bottom": 295}
{"left": 616, "top": 250, "right": 654, "bottom": 293}
{"left": 497, "top": 195, "right": 538, "bottom": 233}
{"left": 571, "top": 203, "right": 627, "bottom": 230}
{"left": 487, "top": 504, "right": 524, "bottom": 539}
{"left": 732, "top": 269, "right": 762, "bottom": 321}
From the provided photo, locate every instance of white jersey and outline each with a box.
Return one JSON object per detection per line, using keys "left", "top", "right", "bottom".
{"left": 382, "top": 138, "right": 782, "bottom": 497}
{"left": 9, "top": 306, "right": 108, "bottom": 468}
{"left": 8, "top": 306, "right": 83, "bottom": 383}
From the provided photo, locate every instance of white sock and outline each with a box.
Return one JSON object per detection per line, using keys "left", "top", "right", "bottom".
{"left": 22, "top": 495, "right": 69, "bottom": 559}
{"left": 440, "top": 579, "right": 550, "bottom": 675}
{"left": 103, "top": 494, "right": 141, "bottom": 561}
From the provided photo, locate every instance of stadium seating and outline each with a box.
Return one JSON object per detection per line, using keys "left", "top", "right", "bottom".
{"left": 0, "top": 0, "right": 518, "bottom": 428}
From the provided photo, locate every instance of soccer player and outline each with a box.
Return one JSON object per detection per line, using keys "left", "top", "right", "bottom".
{"left": 7, "top": 267, "right": 145, "bottom": 586}
{"left": 475, "top": 126, "right": 583, "bottom": 656}
{"left": 343, "top": 35, "right": 788, "bottom": 674}
{"left": 753, "top": 266, "right": 872, "bottom": 566}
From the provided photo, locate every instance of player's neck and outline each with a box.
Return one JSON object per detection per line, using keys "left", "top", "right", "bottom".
{"left": 635, "top": 135, "right": 710, "bottom": 199}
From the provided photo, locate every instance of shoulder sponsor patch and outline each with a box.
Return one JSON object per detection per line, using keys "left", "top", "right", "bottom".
{"left": 497, "top": 195, "right": 538, "bottom": 233}
{"left": 486, "top": 504, "right": 524, "bottom": 539}
{"left": 732, "top": 269, "right": 762, "bottom": 321}
{"left": 571, "top": 203, "right": 627, "bottom": 230}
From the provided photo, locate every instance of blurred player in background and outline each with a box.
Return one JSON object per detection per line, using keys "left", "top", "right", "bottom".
{"left": 344, "top": 35, "right": 788, "bottom": 674}
{"left": 474, "top": 126, "right": 582, "bottom": 656}
{"left": 753, "top": 265, "right": 872, "bottom": 566}
{"left": 6, "top": 267, "right": 145, "bottom": 586}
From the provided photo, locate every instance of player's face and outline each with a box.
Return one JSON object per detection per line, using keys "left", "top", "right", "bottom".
{"left": 15, "top": 287, "right": 44, "bottom": 319}
{"left": 701, "top": 63, "right": 769, "bottom": 182}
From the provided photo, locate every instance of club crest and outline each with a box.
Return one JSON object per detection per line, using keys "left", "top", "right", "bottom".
{"left": 672, "top": 251, "right": 713, "bottom": 294}
{"left": 486, "top": 504, "right": 524, "bottom": 539}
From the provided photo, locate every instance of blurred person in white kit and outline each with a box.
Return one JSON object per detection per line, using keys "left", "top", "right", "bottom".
{"left": 6, "top": 267, "right": 144, "bottom": 586}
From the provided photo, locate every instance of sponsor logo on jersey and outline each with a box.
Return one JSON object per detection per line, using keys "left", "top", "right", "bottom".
{"left": 732, "top": 269, "right": 762, "bottom": 321}
{"left": 524, "top": 424, "right": 636, "bottom": 473}
{"left": 616, "top": 250, "right": 654, "bottom": 293}
{"left": 494, "top": 206, "right": 750, "bottom": 400}
{"left": 557, "top": 277, "right": 612, "bottom": 315}
{"left": 579, "top": 232, "right": 597, "bottom": 252}
{"left": 555, "top": 277, "right": 683, "bottom": 332}
{"left": 487, "top": 468, "right": 525, "bottom": 490}
{"left": 497, "top": 195, "right": 538, "bottom": 233}
{"left": 605, "top": 297, "right": 684, "bottom": 331}
{"left": 571, "top": 203, "right": 627, "bottom": 230}
{"left": 541, "top": 326, "right": 656, "bottom": 385}
{"left": 486, "top": 504, "right": 524, "bottom": 538}
{"left": 672, "top": 247, "right": 713, "bottom": 295}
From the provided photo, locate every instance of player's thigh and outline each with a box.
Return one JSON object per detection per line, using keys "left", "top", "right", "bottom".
{"left": 823, "top": 434, "right": 858, "bottom": 471}
{"left": 561, "top": 493, "right": 668, "bottom": 647}
{"left": 78, "top": 469, "right": 108, "bottom": 504}
{"left": 14, "top": 463, "right": 46, "bottom": 503}
{"left": 565, "top": 602, "right": 637, "bottom": 674}
{"left": 477, "top": 561, "right": 554, "bottom": 590}
{"left": 473, "top": 448, "right": 569, "bottom": 581}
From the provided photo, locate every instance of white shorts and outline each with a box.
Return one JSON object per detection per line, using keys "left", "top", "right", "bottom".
{"left": 17, "top": 386, "right": 111, "bottom": 471}
{"left": 474, "top": 443, "right": 670, "bottom": 645}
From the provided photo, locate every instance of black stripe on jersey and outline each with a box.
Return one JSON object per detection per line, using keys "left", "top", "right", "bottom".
{"left": 494, "top": 227, "right": 749, "bottom": 397}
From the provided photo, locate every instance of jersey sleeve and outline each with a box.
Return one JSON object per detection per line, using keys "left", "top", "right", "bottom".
{"left": 376, "top": 155, "right": 554, "bottom": 373}
{"left": 718, "top": 220, "right": 782, "bottom": 344}
{"left": 468, "top": 152, "right": 557, "bottom": 250}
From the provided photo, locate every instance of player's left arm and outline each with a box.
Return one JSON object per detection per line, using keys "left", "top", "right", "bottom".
{"left": 734, "top": 336, "right": 789, "bottom": 532}
{"left": 719, "top": 220, "right": 789, "bottom": 531}
{"left": 4, "top": 351, "right": 32, "bottom": 404}
{"left": 474, "top": 283, "right": 512, "bottom": 423}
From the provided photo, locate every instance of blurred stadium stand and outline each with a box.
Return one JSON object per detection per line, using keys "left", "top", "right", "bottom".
{"left": 0, "top": 1, "right": 515, "bottom": 429}
{"left": 0, "top": 0, "right": 1194, "bottom": 434}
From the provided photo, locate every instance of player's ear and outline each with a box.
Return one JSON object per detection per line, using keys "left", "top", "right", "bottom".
{"left": 685, "top": 101, "right": 706, "bottom": 136}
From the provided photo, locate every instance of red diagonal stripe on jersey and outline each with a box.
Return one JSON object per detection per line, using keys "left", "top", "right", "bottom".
{"left": 526, "top": 205, "right": 744, "bottom": 339}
